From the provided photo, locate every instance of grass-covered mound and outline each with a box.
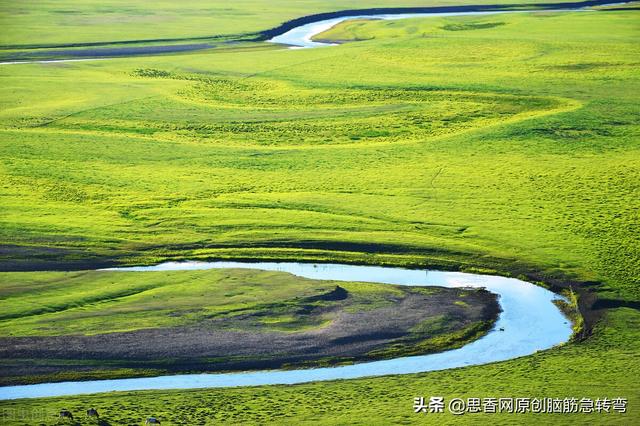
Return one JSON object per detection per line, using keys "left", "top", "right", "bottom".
{"left": 0, "top": 268, "right": 498, "bottom": 386}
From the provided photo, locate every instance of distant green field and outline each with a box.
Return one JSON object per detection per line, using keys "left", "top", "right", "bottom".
{"left": 0, "top": 7, "right": 638, "bottom": 425}
{"left": 0, "top": 0, "right": 575, "bottom": 47}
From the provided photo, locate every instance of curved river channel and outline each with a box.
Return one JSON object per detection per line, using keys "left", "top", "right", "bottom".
{"left": 268, "top": 9, "right": 592, "bottom": 48}
{"left": 0, "top": 261, "right": 572, "bottom": 400}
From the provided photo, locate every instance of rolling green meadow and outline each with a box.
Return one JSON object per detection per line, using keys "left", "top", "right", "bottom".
{"left": 0, "top": 2, "right": 639, "bottom": 425}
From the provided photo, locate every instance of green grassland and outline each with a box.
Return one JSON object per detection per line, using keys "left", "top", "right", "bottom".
{"left": 0, "top": 0, "right": 576, "bottom": 47}
{"left": 0, "top": 269, "right": 405, "bottom": 336}
{"left": 0, "top": 7, "right": 639, "bottom": 425}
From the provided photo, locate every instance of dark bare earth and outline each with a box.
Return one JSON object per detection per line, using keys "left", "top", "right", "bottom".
{"left": 0, "top": 285, "right": 499, "bottom": 385}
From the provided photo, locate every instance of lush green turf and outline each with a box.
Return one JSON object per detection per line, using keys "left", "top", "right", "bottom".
{"left": 0, "top": 269, "right": 406, "bottom": 336}
{"left": 0, "top": 8, "right": 638, "bottom": 425}
{"left": 0, "top": 0, "right": 575, "bottom": 47}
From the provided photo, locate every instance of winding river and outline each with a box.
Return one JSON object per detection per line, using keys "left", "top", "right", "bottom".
{"left": 269, "top": 10, "right": 571, "bottom": 48}
{"left": 0, "top": 261, "right": 572, "bottom": 400}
